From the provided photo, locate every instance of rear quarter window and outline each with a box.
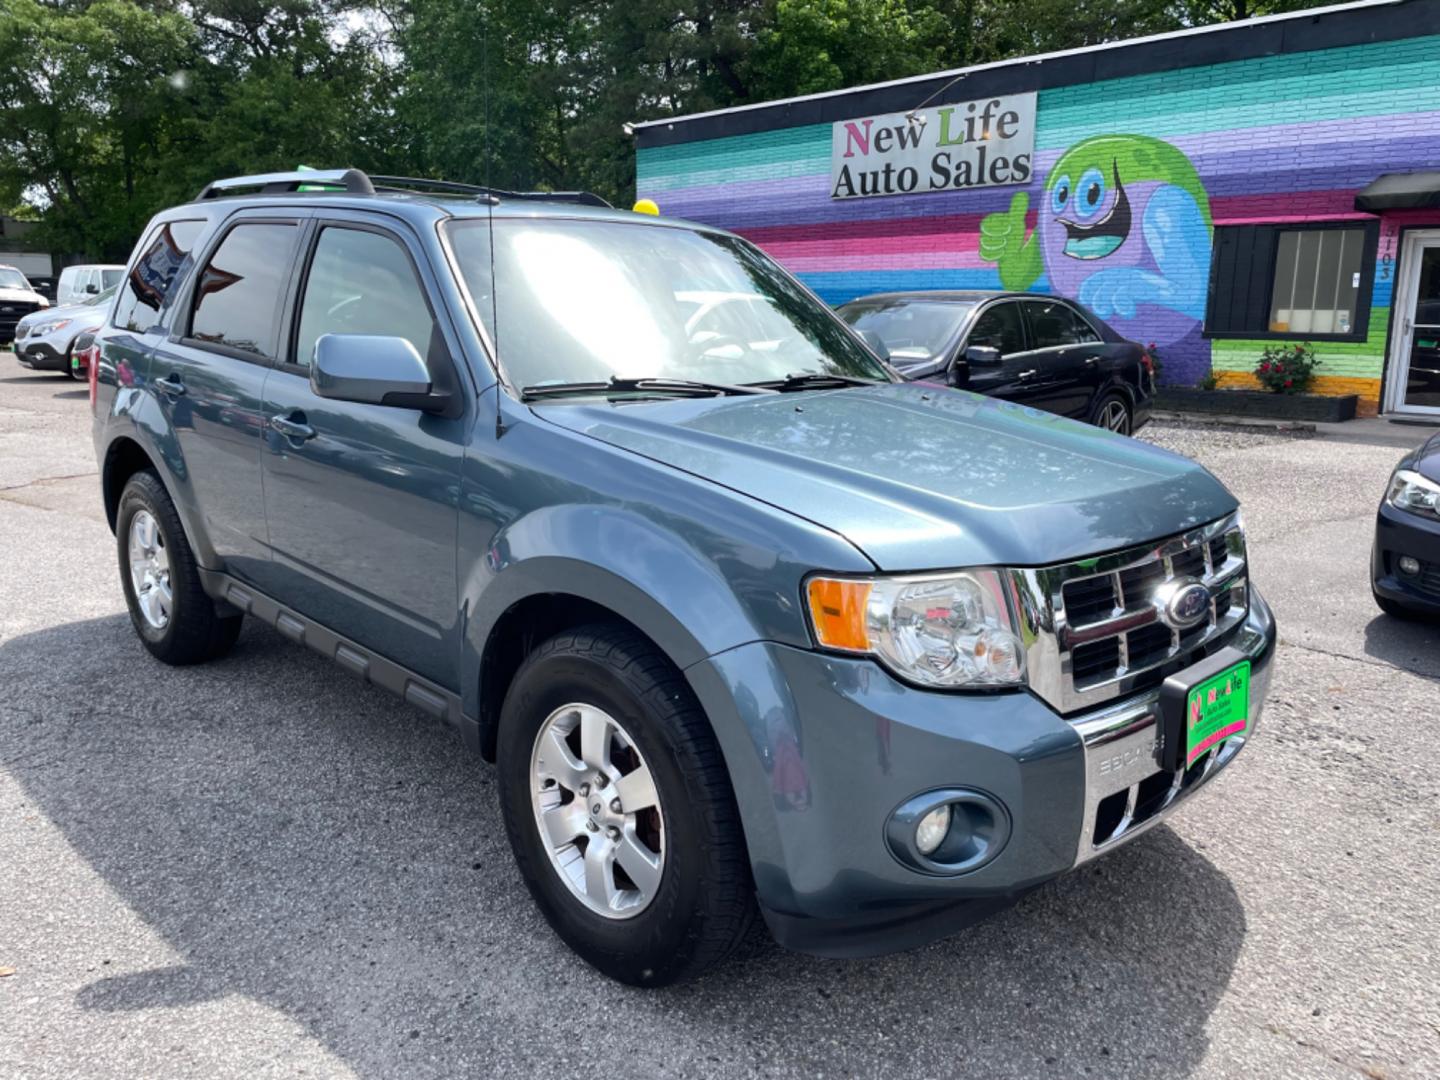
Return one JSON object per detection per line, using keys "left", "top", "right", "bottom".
{"left": 113, "top": 220, "right": 206, "bottom": 332}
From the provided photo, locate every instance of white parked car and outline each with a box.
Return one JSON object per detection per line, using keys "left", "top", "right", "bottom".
{"left": 13, "top": 284, "right": 116, "bottom": 377}
{"left": 56, "top": 264, "right": 124, "bottom": 307}
{"left": 0, "top": 264, "right": 49, "bottom": 345}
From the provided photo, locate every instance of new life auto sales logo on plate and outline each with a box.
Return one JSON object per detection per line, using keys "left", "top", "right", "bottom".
{"left": 830, "top": 92, "right": 1037, "bottom": 200}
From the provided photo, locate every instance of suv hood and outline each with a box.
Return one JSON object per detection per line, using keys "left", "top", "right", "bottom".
{"left": 536, "top": 383, "right": 1237, "bottom": 570}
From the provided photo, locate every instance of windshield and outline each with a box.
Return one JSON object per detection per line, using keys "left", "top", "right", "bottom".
{"left": 0, "top": 268, "right": 31, "bottom": 290}
{"left": 838, "top": 299, "right": 974, "bottom": 362}
{"left": 446, "top": 218, "right": 889, "bottom": 391}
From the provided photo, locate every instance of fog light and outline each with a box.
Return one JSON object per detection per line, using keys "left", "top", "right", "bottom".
{"left": 1399, "top": 555, "right": 1421, "bottom": 577}
{"left": 915, "top": 805, "right": 951, "bottom": 855}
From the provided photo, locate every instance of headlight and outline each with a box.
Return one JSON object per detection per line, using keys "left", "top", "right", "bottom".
{"left": 1387, "top": 468, "right": 1440, "bottom": 520}
{"left": 32, "top": 318, "right": 70, "bottom": 336}
{"left": 806, "top": 570, "right": 1026, "bottom": 688}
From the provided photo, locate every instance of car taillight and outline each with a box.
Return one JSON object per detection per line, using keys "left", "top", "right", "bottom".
{"left": 1140, "top": 351, "right": 1154, "bottom": 377}
{"left": 86, "top": 344, "right": 101, "bottom": 407}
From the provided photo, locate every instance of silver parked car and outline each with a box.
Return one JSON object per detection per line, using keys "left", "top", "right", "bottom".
{"left": 13, "top": 284, "right": 116, "bottom": 377}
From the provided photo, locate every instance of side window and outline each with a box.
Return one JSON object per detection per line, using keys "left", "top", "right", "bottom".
{"left": 1024, "top": 300, "right": 1092, "bottom": 349}
{"left": 188, "top": 223, "right": 298, "bottom": 359}
{"left": 293, "top": 227, "right": 437, "bottom": 370}
{"left": 967, "top": 302, "right": 1025, "bottom": 357}
{"left": 113, "top": 220, "right": 205, "bottom": 333}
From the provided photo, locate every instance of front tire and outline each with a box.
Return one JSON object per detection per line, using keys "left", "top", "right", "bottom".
{"left": 116, "top": 470, "right": 243, "bottom": 664}
{"left": 497, "top": 624, "right": 755, "bottom": 986}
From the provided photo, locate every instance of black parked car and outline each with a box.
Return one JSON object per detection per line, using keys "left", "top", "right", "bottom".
{"left": 1372, "top": 432, "right": 1440, "bottom": 619}
{"left": 837, "top": 291, "right": 1154, "bottom": 435}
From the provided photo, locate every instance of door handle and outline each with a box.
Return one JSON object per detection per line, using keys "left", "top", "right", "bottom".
{"left": 154, "top": 374, "right": 186, "bottom": 397}
{"left": 269, "top": 413, "right": 316, "bottom": 441}
{"left": 1084, "top": 356, "right": 1099, "bottom": 366}
{"left": 1018, "top": 369, "right": 1039, "bottom": 381}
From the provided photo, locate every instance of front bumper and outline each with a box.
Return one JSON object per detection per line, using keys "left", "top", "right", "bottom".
{"left": 1372, "top": 500, "right": 1440, "bottom": 616}
{"left": 15, "top": 338, "right": 68, "bottom": 371}
{"left": 689, "top": 585, "right": 1276, "bottom": 958}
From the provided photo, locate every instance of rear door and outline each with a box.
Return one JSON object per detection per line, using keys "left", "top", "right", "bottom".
{"left": 257, "top": 214, "right": 471, "bottom": 689}
{"left": 149, "top": 212, "right": 304, "bottom": 581}
{"left": 1015, "top": 298, "right": 1105, "bottom": 418}
{"left": 104, "top": 217, "right": 209, "bottom": 425}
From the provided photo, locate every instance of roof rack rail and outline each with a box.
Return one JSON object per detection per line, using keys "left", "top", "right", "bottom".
{"left": 368, "top": 175, "right": 612, "bottom": 208}
{"left": 193, "top": 169, "right": 612, "bottom": 209}
{"left": 194, "top": 168, "right": 374, "bottom": 201}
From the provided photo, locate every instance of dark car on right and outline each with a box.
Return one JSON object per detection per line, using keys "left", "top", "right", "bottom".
{"left": 837, "top": 290, "right": 1154, "bottom": 435}
{"left": 1373, "top": 432, "right": 1440, "bottom": 619}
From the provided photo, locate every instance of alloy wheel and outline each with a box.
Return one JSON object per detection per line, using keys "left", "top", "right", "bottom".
{"left": 529, "top": 703, "right": 665, "bottom": 919}
{"left": 1100, "top": 399, "right": 1131, "bottom": 434}
{"left": 127, "top": 509, "right": 172, "bottom": 630}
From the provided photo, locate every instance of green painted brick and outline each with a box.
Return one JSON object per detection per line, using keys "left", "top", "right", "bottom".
{"left": 1210, "top": 308, "right": 1391, "bottom": 379}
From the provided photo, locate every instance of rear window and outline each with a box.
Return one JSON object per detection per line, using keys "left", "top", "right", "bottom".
{"left": 101, "top": 268, "right": 123, "bottom": 290}
{"left": 188, "top": 223, "right": 298, "bottom": 360}
{"left": 1024, "top": 300, "right": 1101, "bottom": 349}
{"left": 113, "top": 220, "right": 205, "bottom": 332}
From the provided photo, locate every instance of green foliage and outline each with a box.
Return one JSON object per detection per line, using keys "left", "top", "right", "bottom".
{"left": 746, "top": 0, "right": 952, "bottom": 99}
{"left": 1197, "top": 371, "right": 1219, "bottom": 391}
{"left": 0, "top": 0, "right": 1343, "bottom": 258}
{"left": 1255, "top": 342, "right": 1320, "bottom": 394}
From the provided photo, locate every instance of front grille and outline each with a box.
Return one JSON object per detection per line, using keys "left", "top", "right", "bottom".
{"left": 1061, "top": 575, "right": 1119, "bottom": 623}
{"left": 1012, "top": 512, "right": 1249, "bottom": 714}
{"left": 0, "top": 301, "right": 42, "bottom": 340}
{"left": 1415, "top": 559, "right": 1440, "bottom": 597}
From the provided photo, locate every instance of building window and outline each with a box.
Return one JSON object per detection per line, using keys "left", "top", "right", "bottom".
{"left": 1205, "top": 222, "right": 1377, "bottom": 341}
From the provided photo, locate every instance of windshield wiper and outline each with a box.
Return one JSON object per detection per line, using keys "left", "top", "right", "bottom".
{"left": 747, "top": 372, "right": 887, "bottom": 392}
{"left": 519, "top": 376, "right": 772, "bottom": 402}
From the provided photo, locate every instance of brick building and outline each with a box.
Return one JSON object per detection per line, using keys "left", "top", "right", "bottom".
{"left": 634, "top": 0, "right": 1440, "bottom": 418}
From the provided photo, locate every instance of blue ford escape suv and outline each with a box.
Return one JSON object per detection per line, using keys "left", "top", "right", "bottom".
{"left": 92, "top": 170, "right": 1276, "bottom": 985}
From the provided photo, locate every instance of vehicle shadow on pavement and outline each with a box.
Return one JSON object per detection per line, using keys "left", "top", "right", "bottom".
{"left": 0, "top": 373, "right": 72, "bottom": 385}
{"left": 2, "top": 614, "right": 1246, "bottom": 1079}
{"left": 1361, "top": 614, "right": 1440, "bottom": 680}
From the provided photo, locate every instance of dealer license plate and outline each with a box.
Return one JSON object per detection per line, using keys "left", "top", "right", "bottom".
{"left": 1184, "top": 661, "right": 1250, "bottom": 766}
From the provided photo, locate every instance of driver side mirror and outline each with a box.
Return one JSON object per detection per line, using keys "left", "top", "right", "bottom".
{"left": 964, "top": 344, "right": 1002, "bottom": 366}
{"left": 312, "top": 334, "right": 448, "bottom": 413}
{"left": 84, "top": 283, "right": 99, "bottom": 295}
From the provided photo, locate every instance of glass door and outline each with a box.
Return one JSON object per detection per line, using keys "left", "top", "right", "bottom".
{"left": 1388, "top": 231, "right": 1440, "bottom": 415}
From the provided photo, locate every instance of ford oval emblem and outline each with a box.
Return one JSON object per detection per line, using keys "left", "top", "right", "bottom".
{"left": 1156, "top": 579, "right": 1211, "bottom": 630}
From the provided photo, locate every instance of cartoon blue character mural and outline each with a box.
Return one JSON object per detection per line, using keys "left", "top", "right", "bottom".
{"left": 979, "top": 134, "right": 1213, "bottom": 383}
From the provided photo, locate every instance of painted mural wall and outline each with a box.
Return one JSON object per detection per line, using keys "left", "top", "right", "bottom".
{"left": 636, "top": 34, "right": 1440, "bottom": 412}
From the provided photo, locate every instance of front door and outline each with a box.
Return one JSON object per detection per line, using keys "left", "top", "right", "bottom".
{"left": 1386, "top": 230, "right": 1440, "bottom": 416}
{"left": 258, "top": 216, "right": 470, "bottom": 690}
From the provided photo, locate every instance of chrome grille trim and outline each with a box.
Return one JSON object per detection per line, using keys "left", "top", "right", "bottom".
{"left": 1008, "top": 512, "right": 1247, "bottom": 714}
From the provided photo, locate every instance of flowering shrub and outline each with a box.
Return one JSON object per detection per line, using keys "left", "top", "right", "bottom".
{"left": 1254, "top": 342, "right": 1320, "bottom": 394}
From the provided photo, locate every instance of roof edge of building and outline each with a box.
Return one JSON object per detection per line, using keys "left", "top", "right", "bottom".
{"left": 632, "top": 0, "right": 1429, "bottom": 148}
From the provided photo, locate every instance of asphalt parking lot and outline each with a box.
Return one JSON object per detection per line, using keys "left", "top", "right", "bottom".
{"left": 2, "top": 352, "right": 1438, "bottom": 1080}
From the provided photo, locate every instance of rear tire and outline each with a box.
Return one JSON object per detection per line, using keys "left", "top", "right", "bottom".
{"left": 497, "top": 624, "right": 756, "bottom": 986}
{"left": 116, "top": 470, "right": 243, "bottom": 665}
{"left": 1093, "top": 391, "right": 1133, "bottom": 435}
